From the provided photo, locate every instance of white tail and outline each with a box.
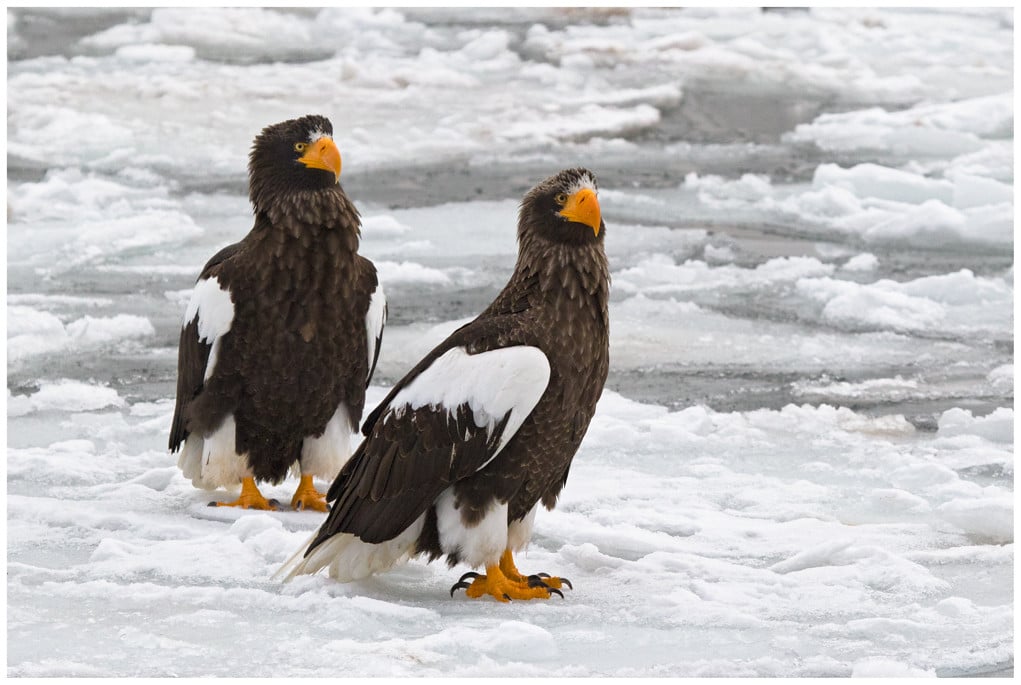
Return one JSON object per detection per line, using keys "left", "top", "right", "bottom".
{"left": 274, "top": 515, "right": 426, "bottom": 583}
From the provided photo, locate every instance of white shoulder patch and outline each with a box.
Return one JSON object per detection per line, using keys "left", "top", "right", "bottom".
{"left": 365, "top": 285, "right": 387, "bottom": 381}
{"left": 184, "top": 276, "right": 234, "bottom": 380}
{"left": 388, "top": 346, "right": 550, "bottom": 467}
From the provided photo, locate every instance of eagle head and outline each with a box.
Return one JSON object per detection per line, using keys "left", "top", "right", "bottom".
{"left": 518, "top": 167, "right": 604, "bottom": 245}
{"left": 248, "top": 114, "right": 343, "bottom": 211}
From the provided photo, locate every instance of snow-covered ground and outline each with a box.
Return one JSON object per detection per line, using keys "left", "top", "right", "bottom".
{"left": 7, "top": 7, "right": 1013, "bottom": 677}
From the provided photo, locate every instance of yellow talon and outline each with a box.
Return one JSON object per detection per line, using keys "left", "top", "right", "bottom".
{"left": 463, "top": 565, "right": 554, "bottom": 602}
{"left": 451, "top": 550, "right": 572, "bottom": 601}
{"left": 214, "top": 477, "right": 277, "bottom": 510}
{"left": 499, "top": 549, "right": 569, "bottom": 590}
{"left": 291, "top": 474, "right": 329, "bottom": 512}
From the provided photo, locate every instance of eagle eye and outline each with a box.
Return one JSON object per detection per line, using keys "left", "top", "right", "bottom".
{"left": 294, "top": 142, "right": 307, "bottom": 153}
{"left": 555, "top": 193, "right": 568, "bottom": 205}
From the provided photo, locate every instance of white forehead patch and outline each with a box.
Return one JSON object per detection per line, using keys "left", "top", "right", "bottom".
{"left": 308, "top": 129, "right": 331, "bottom": 143}
{"left": 565, "top": 174, "right": 597, "bottom": 196}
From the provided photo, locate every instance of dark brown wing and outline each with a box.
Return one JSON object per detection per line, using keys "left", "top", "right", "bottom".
{"left": 168, "top": 242, "right": 243, "bottom": 452}
{"left": 305, "top": 315, "right": 548, "bottom": 552}
{"left": 318, "top": 403, "right": 512, "bottom": 545}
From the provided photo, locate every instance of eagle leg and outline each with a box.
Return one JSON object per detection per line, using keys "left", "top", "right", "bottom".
{"left": 499, "top": 549, "right": 572, "bottom": 591}
{"left": 211, "top": 477, "right": 278, "bottom": 510}
{"left": 291, "top": 474, "right": 329, "bottom": 512}
{"left": 450, "top": 551, "right": 568, "bottom": 601}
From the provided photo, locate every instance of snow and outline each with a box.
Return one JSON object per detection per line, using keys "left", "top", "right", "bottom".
{"left": 7, "top": 6, "right": 1012, "bottom": 679}
{"left": 7, "top": 390, "right": 1015, "bottom": 676}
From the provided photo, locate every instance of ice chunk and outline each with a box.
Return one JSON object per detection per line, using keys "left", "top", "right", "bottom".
{"left": 813, "top": 163, "right": 953, "bottom": 205}
{"left": 114, "top": 44, "right": 195, "bottom": 62}
{"left": 938, "top": 496, "right": 1013, "bottom": 543}
{"left": 684, "top": 172, "right": 773, "bottom": 207}
{"left": 851, "top": 657, "right": 936, "bottom": 677}
{"left": 787, "top": 93, "right": 1012, "bottom": 155}
{"left": 937, "top": 407, "right": 1013, "bottom": 443}
{"left": 796, "top": 269, "right": 1011, "bottom": 336}
{"left": 841, "top": 253, "right": 878, "bottom": 272}
{"left": 7, "top": 380, "right": 124, "bottom": 415}
{"left": 986, "top": 365, "right": 1013, "bottom": 393}
{"left": 374, "top": 260, "right": 454, "bottom": 285}
{"left": 8, "top": 306, "right": 155, "bottom": 363}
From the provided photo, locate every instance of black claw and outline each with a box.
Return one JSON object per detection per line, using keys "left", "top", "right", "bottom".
{"left": 527, "top": 575, "right": 550, "bottom": 589}
{"left": 450, "top": 581, "right": 472, "bottom": 597}
{"left": 207, "top": 501, "right": 217, "bottom": 507}
{"left": 293, "top": 501, "right": 303, "bottom": 511}
{"left": 503, "top": 593, "right": 512, "bottom": 601}
{"left": 267, "top": 498, "right": 280, "bottom": 507}
{"left": 549, "top": 588, "right": 564, "bottom": 599}
{"left": 530, "top": 572, "right": 572, "bottom": 590}
{"left": 458, "top": 571, "right": 481, "bottom": 583}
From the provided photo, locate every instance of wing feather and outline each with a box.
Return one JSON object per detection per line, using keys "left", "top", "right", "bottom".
{"left": 309, "top": 341, "right": 549, "bottom": 550}
{"left": 168, "top": 243, "right": 241, "bottom": 452}
{"left": 365, "top": 282, "right": 387, "bottom": 386}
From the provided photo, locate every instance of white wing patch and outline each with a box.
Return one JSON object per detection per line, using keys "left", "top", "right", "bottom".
{"left": 388, "top": 346, "right": 550, "bottom": 467}
{"left": 184, "top": 276, "right": 234, "bottom": 380}
{"left": 365, "top": 285, "right": 387, "bottom": 382}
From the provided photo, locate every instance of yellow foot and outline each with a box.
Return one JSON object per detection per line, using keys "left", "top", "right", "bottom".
{"left": 291, "top": 474, "right": 329, "bottom": 512}
{"left": 210, "top": 477, "right": 277, "bottom": 510}
{"left": 498, "top": 549, "right": 573, "bottom": 591}
{"left": 451, "top": 550, "right": 573, "bottom": 601}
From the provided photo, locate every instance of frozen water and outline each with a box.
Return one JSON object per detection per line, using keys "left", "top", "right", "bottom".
{"left": 7, "top": 6, "right": 1012, "bottom": 678}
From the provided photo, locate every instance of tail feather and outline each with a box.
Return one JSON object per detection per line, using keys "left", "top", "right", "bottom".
{"left": 274, "top": 514, "right": 426, "bottom": 583}
{"left": 177, "top": 434, "right": 214, "bottom": 489}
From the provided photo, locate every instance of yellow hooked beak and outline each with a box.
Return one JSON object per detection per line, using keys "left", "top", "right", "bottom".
{"left": 298, "top": 137, "right": 342, "bottom": 182}
{"left": 558, "top": 187, "right": 602, "bottom": 236}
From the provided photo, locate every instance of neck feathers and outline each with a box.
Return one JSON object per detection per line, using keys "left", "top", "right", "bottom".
{"left": 517, "top": 236, "right": 610, "bottom": 302}
{"left": 255, "top": 186, "right": 361, "bottom": 254}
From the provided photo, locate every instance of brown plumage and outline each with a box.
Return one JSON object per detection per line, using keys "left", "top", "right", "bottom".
{"left": 279, "top": 168, "right": 609, "bottom": 601}
{"left": 169, "top": 115, "right": 386, "bottom": 512}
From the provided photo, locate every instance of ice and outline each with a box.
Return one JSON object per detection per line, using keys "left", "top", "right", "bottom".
{"left": 937, "top": 407, "right": 1013, "bottom": 444}
{"left": 841, "top": 253, "right": 877, "bottom": 272}
{"left": 616, "top": 255, "right": 834, "bottom": 296}
{"left": 791, "top": 376, "right": 920, "bottom": 403}
{"left": 8, "top": 380, "right": 124, "bottom": 416}
{"left": 7, "top": 389, "right": 1014, "bottom": 676}
{"left": 81, "top": 8, "right": 330, "bottom": 63}
{"left": 373, "top": 261, "right": 456, "bottom": 286}
{"left": 787, "top": 93, "right": 1013, "bottom": 155}
{"left": 796, "top": 269, "right": 1012, "bottom": 336}
{"left": 684, "top": 172, "right": 774, "bottom": 207}
{"left": 987, "top": 364, "right": 1013, "bottom": 393}
{"left": 113, "top": 43, "right": 196, "bottom": 62}
{"left": 8, "top": 306, "right": 155, "bottom": 364}
{"left": 937, "top": 497, "right": 1013, "bottom": 544}
{"left": 851, "top": 657, "right": 936, "bottom": 677}
{"left": 7, "top": 6, "right": 1012, "bottom": 678}
{"left": 813, "top": 163, "right": 954, "bottom": 205}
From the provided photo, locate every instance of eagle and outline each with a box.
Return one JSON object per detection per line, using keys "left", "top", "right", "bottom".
{"left": 279, "top": 168, "right": 609, "bottom": 601}
{"left": 169, "top": 115, "right": 386, "bottom": 513}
